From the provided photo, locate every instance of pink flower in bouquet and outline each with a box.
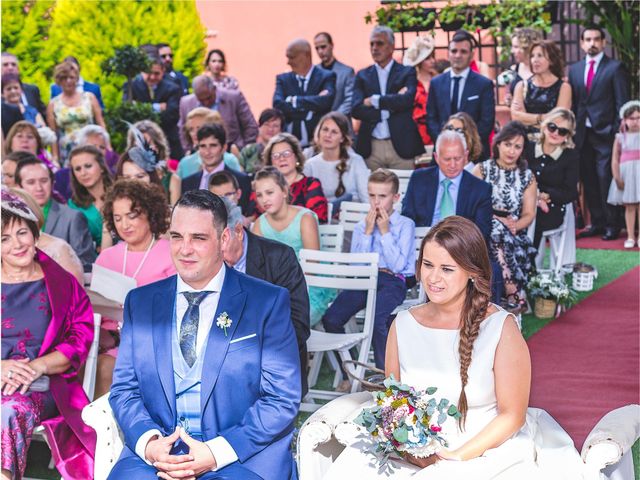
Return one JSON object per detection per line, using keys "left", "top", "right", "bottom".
{"left": 393, "top": 404, "right": 410, "bottom": 422}
{"left": 430, "top": 425, "right": 442, "bottom": 432}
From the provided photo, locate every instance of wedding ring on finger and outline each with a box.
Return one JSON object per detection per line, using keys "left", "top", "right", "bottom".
{"left": 7, "top": 371, "right": 13, "bottom": 380}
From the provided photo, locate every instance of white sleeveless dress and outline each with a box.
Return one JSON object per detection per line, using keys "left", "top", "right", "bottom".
{"left": 322, "top": 308, "right": 585, "bottom": 480}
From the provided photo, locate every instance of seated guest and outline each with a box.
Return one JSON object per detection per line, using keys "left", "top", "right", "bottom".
{"left": 472, "top": 121, "right": 537, "bottom": 312}
{"left": 1, "top": 52, "right": 46, "bottom": 116}
{"left": 2, "top": 152, "right": 22, "bottom": 187}
{"left": 273, "top": 39, "right": 336, "bottom": 148}
{"left": 239, "top": 108, "right": 285, "bottom": 174}
{"left": 527, "top": 108, "right": 579, "bottom": 247}
{"left": 181, "top": 123, "right": 251, "bottom": 214}
{"left": 75, "top": 124, "right": 119, "bottom": 173}
{"left": 443, "top": 112, "right": 484, "bottom": 166}
{"left": 221, "top": 199, "right": 311, "bottom": 396}
{"left": 203, "top": 48, "right": 240, "bottom": 90}
{"left": 94, "top": 180, "right": 175, "bottom": 398}
{"left": 5, "top": 121, "right": 57, "bottom": 172}
{"left": 1, "top": 188, "right": 95, "bottom": 479}
{"left": 178, "top": 74, "right": 258, "bottom": 153}
{"left": 208, "top": 171, "right": 252, "bottom": 228}
{"left": 1, "top": 101, "right": 23, "bottom": 137}
{"left": 177, "top": 107, "right": 242, "bottom": 177}
{"left": 50, "top": 56, "right": 104, "bottom": 109}
{"left": 251, "top": 132, "right": 328, "bottom": 223}
{"left": 2, "top": 73, "right": 46, "bottom": 126}
{"left": 15, "top": 155, "right": 96, "bottom": 269}
{"left": 11, "top": 187, "right": 84, "bottom": 284}
{"left": 304, "top": 112, "right": 370, "bottom": 210}
{"left": 323, "top": 169, "right": 415, "bottom": 375}
{"left": 68, "top": 145, "right": 113, "bottom": 250}
{"left": 252, "top": 166, "right": 335, "bottom": 325}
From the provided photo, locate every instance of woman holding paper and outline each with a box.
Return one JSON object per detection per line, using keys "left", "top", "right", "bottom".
{"left": 93, "top": 180, "right": 175, "bottom": 397}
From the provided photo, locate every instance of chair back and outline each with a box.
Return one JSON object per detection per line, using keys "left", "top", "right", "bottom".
{"left": 82, "top": 313, "right": 102, "bottom": 401}
{"left": 338, "top": 201, "right": 370, "bottom": 232}
{"left": 319, "top": 224, "right": 344, "bottom": 253}
{"left": 389, "top": 168, "right": 413, "bottom": 202}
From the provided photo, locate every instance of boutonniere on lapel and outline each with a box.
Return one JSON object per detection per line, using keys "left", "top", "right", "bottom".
{"left": 216, "top": 312, "right": 232, "bottom": 337}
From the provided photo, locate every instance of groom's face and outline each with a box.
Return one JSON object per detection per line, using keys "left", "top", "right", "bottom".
{"left": 169, "top": 206, "right": 228, "bottom": 290}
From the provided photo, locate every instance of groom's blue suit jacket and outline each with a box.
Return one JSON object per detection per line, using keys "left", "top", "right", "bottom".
{"left": 109, "top": 266, "right": 301, "bottom": 480}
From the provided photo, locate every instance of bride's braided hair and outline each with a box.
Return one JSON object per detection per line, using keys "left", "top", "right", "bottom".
{"left": 417, "top": 216, "right": 492, "bottom": 430}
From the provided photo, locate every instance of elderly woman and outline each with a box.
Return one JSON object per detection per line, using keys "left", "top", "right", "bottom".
{"left": 249, "top": 132, "right": 328, "bottom": 223}
{"left": 443, "top": 112, "right": 484, "bottom": 166}
{"left": 204, "top": 49, "right": 239, "bottom": 90}
{"left": 238, "top": 108, "right": 285, "bottom": 174}
{"left": 526, "top": 108, "right": 579, "bottom": 247}
{"left": 4, "top": 121, "right": 56, "bottom": 170}
{"left": 94, "top": 180, "right": 174, "bottom": 397}
{"left": 176, "top": 107, "right": 242, "bottom": 179}
{"left": 403, "top": 36, "right": 437, "bottom": 146}
{"left": 75, "top": 124, "right": 119, "bottom": 174}
{"left": 1, "top": 188, "right": 95, "bottom": 479}
{"left": 46, "top": 61, "right": 105, "bottom": 165}
{"left": 511, "top": 40, "right": 571, "bottom": 136}
{"left": 472, "top": 121, "right": 537, "bottom": 312}
{"left": 304, "top": 112, "right": 370, "bottom": 208}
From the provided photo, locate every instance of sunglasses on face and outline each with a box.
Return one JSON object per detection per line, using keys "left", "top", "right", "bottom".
{"left": 444, "top": 125, "right": 464, "bottom": 134}
{"left": 546, "top": 122, "right": 570, "bottom": 137}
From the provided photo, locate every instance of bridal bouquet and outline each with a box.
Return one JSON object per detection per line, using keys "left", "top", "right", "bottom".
{"left": 354, "top": 375, "right": 461, "bottom": 467}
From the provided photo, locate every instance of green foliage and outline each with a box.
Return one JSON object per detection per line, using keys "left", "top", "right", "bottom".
{"left": 572, "top": 0, "right": 640, "bottom": 98}
{"left": 365, "top": 2, "right": 436, "bottom": 32}
{"left": 104, "top": 101, "right": 160, "bottom": 153}
{"left": 102, "top": 46, "right": 152, "bottom": 102}
{"left": 1, "top": 0, "right": 206, "bottom": 108}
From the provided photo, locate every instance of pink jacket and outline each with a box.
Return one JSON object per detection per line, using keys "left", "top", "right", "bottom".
{"left": 37, "top": 249, "right": 96, "bottom": 479}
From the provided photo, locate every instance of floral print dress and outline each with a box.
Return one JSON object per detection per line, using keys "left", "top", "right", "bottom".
{"left": 52, "top": 92, "right": 94, "bottom": 165}
{"left": 1, "top": 280, "right": 57, "bottom": 479}
{"left": 479, "top": 159, "right": 537, "bottom": 293}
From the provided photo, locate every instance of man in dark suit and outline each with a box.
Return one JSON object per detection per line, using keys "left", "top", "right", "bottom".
{"left": 181, "top": 124, "right": 251, "bottom": 215}
{"left": 314, "top": 32, "right": 355, "bottom": 116}
{"left": 402, "top": 130, "right": 503, "bottom": 301}
{"left": 1, "top": 101, "right": 23, "bottom": 137}
{"left": 222, "top": 200, "right": 311, "bottom": 397}
{"left": 569, "top": 26, "right": 630, "bottom": 240}
{"left": 178, "top": 75, "right": 258, "bottom": 151}
{"left": 157, "top": 42, "right": 189, "bottom": 96}
{"left": 123, "top": 53, "right": 184, "bottom": 159}
{"left": 352, "top": 26, "right": 424, "bottom": 170}
{"left": 273, "top": 39, "right": 336, "bottom": 147}
{"left": 50, "top": 56, "right": 104, "bottom": 110}
{"left": 1, "top": 52, "right": 46, "bottom": 117}
{"left": 426, "top": 30, "right": 495, "bottom": 159}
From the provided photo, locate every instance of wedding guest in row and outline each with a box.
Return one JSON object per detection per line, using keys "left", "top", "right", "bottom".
{"left": 204, "top": 48, "right": 239, "bottom": 90}
{"left": 5, "top": 121, "right": 57, "bottom": 172}
{"left": 239, "top": 108, "right": 285, "bottom": 175}
{"left": 443, "top": 112, "right": 484, "bottom": 166}
{"left": 1, "top": 188, "right": 96, "bottom": 479}
{"left": 50, "top": 56, "right": 104, "bottom": 109}
{"left": 1, "top": 73, "right": 46, "bottom": 126}
{"left": 94, "top": 180, "right": 175, "bottom": 398}
{"left": 1, "top": 51, "right": 46, "bottom": 116}
{"left": 505, "top": 28, "right": 543, "bottom": 106}
{"left": 1, "top": 152, "right": 21, "bottom": 188}
{"left": 313, "top": 32, "right": 356, "bottom": 116}
{"left": 76, "top": 125, "right": 119, "bottom": 174}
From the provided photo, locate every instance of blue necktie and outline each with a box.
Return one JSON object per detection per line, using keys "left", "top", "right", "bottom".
{"left": 179, "top": 291, "right": 211, "bottom": 367}
{"left": 451, "top": 76, "right": 461, "bottom": 114}
{"left": 440, "top": 178, "right": 454, "bottom": 219}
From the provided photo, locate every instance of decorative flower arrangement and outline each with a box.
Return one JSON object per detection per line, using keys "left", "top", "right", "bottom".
{"left": 216, "top": 312, "right": 232, "bottom": 337}
{"left": 354, "top": 375, "right": 461, "bottom": 469}
{"left": 497, "top": 70, "right": 516, "bottom": 87}
{"left": 526, "top": 271, "right": 578, "bottom": 308}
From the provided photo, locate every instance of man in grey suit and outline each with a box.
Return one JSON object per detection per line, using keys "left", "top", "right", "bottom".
{"left": 178, "top": 75, "right": 258, "bottom": 152}
{"left": 15, "top": 156, "right": 96, "bottom": 270}
{"left": 314, "top": 32, "right": 355, "bottom": 116}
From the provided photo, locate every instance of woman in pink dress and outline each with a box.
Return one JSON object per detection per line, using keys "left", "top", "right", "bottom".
{"left": 93, "top": 180, "right": 175, "bottom": 397}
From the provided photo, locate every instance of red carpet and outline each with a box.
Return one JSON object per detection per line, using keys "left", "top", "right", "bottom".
{"left": 576, "top": 229, "right": 639, "bottom": 251}
{"left": 528, "top": 266, "right": 640, "bottom": 450}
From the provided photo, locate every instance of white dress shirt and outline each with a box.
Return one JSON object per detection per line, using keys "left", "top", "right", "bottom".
{"left": 370, "top": 60, "right": 394, "bottom": 139}
{"left": 583, "top": 51, "right": 604, "bottom": 128}
{"left": 449, "top": 67, "right": 471, "bottom": 112}
{"left": 135, "top": 266, "right": 239, "bottom": 471}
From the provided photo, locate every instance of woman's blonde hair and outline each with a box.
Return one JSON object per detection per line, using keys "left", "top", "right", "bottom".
{"left": 539, "top": 108, "right": 576, "bottom": 149}
{"left": 183, "top": 107, "right": 225, "bottom": 150}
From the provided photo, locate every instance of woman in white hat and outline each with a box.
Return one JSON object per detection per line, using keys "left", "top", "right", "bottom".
{"left": 403, "top": 36, "right": 437, "bottom": 146}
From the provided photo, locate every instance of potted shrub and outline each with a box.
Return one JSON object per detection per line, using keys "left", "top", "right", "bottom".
{"left": 527, "top": 271, "right": 578, "bottom": 319}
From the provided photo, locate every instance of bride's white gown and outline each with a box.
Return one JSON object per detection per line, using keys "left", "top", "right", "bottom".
{"left": 322, "top": 308, "right": 585, "bottom": 479}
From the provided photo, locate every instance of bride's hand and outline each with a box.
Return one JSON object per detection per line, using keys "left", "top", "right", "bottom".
{"left": 436, "top": 448, "right": 463, "bottom": 461}
{"left": 404, "top": 453, "right": 438, "bottom": 468}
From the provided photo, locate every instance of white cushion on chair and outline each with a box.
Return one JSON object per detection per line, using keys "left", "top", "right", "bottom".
{"left": 81, "top": 393, "right": 123, "bottom": 480}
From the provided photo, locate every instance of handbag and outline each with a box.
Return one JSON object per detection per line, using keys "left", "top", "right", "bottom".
{"left": 28, "top": 375, "right": 50, "bottom": 392}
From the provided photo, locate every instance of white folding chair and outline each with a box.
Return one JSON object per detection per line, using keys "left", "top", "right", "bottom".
{"left": 536, "top": 203, "right": 575, "bottom": 274}
{"left": 389, "top": 168, "right": 414, "bottom": 203}
{"left": 337, "top": 201, "right": 370, "bottom": 232}
{"left": 326, "top": 202, "right": 334, "bottom": 223}
{"left": 318, "top": 224, "right": 344, "bottom": 253}
{"left": 391, "top": 226, "right": 430, "bottom": 314}
{"left": 299, "top": 249, "right": 378, "bottom": 412}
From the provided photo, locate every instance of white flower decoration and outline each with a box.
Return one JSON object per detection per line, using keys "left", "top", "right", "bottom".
{"left": 216, "top": 312, "right": 232, "bottom": 337}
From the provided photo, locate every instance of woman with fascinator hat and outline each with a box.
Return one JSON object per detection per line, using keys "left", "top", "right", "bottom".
{"left": 0, "top": 187, "right": 96, "bottom": 479}
{"left": 404, "top": 36, "right": 438, "bottom": 147}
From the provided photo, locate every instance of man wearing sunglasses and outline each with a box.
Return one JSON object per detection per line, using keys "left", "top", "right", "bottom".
{"left": 158, "top": 43, "right": 189, "bottom": 96}
{"left": 569, "top": 26, "right": 630, "bottom": 240}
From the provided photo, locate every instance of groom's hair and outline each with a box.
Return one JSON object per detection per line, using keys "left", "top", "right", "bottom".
{"left": 174, "top": 190, "right": 228, "bottom": 236}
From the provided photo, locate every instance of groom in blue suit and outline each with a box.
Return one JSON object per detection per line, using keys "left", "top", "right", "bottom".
{"left": 109, "top": 190, "right": 301, "bottom": 480}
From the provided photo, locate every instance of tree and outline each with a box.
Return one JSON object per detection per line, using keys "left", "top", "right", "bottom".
{"left": 102, "top": 46, "right": 151, "bottom": 103}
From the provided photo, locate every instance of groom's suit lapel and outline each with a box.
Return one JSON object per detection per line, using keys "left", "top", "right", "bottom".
{"left": 201, "top": 266, "right": 247, "bottom": 412}
{"left": 152, "top": 278, "right": 178, "bottom": 418}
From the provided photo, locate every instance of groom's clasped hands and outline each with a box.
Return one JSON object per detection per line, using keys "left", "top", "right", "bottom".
{"left": 145, "top": 426, "right": 216, "bottom": 480}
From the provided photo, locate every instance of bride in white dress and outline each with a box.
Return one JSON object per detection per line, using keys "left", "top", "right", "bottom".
{"left": 323, "top": 216, "right": 583, "bottom": 479}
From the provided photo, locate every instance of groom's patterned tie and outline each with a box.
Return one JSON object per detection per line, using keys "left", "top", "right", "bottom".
{"left": 179, "top": 291, "right": 211, "bottom": 367}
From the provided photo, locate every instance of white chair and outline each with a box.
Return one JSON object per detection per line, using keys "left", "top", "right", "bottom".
{"left": 326, "top": 202, "right": 334, "bottom": 223}
{"left": 299, "top": 249, "right": 378, "bottom": 411}
{"left": 319, "top": 224, "right": 344, "bottom": 253}
{"left": 337, "top": 201, "right": 370, "bottom": 233}
{"left": 297, "top": 394, "right": 640, "bottom": 480}
{"left": 535, "top": 203, "right": 576, "bottom": 274}
{"left": 389, "top": 168, "right": 414, "bottom": 202}
{"left": 81, "top": 394, "right": 123, "bottom": 480}
{"left": 391, "top": 226, "right": 431, "bottom": 315}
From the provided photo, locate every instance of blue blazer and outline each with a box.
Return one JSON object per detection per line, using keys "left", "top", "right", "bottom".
{"left": 426, "top": 70, "right": 495, "bottom": 156}
{"left": 273, "top": 67, "right": 336, "bottom": 141}
{"left": 109, "top": 267, "right": 301, "bottom": 480}
{"left": 351, "top": 61, "right": 424, "bottom": 159}
{"left": 401, "top": 166, "right": 492, "bottom": 240}
{"left": 50, "top": 80, "right": 104, "bottom": 110}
